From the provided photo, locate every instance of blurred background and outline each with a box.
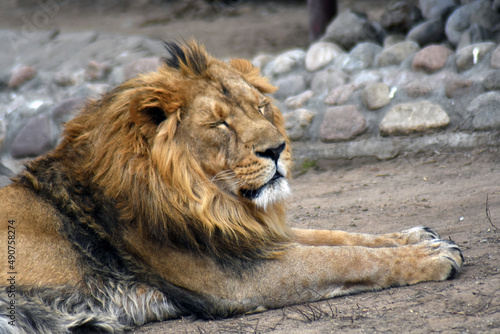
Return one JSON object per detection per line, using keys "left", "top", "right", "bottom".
{"left": 0, "top": 0, "right": 391, "bottom": 58}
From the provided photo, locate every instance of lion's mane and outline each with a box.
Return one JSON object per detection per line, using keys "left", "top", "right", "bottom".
{"left": 17, "top": 41, "right": 292, "bottom": 266}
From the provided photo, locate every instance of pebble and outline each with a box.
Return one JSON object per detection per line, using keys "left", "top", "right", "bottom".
{"left": 362, "top": 83, "right": 391, "bottom": 110}
{"left": 285, "top": 90, "right": 314, "bottom": 109}
{"left": 53, "top": 70, "right": 75, "bottom": 87}
{"left": 380, "top": 101, "right": 450, "bottom": 135}
{"left": 325, "top": 84, "right": 357, "bottom": 105}
{"left": 404, "top": 83, "right": 433, "bottom": 98}
{"left": 85, "top": 61, "right": 112, "bottom": 81}
{"left": 284, "top": 109, "right": 315, "bottom": 141}
{"left": 305, "top": 42, "right": 343, "bottom": 72}
{"left": 468, "top": 92, "right": 500, "bottom": 130}
{"left": 8, "top": 66, "right": 37, "bottom": 89}
{"left": 412, "top": 45, "right": 453, "bottom": 73}
{"left": 455, "top": 42, "right": 496, "bottom": 72}
{"left": 320, "top": 105, "right": 367, "bottom": 142}
{"left": 376, "top": 41, "right": 420, "bottom": 67}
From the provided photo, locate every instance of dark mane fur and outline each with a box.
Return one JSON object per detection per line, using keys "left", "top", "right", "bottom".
{"left": 162, "top": 41, "right": 208, "bottom": 76}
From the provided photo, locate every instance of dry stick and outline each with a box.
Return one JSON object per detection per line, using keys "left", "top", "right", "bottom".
{"left": 485, "top": 193, "right": 499, "bottom": 230}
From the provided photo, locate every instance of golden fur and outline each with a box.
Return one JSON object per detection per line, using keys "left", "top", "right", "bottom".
{"left": 0, "top": 41, "right": 463, "bottom": 333}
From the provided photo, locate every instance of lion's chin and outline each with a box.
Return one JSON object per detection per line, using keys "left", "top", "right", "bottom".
{"left": 240, "top": 177, "right": 291, "bottom": 210}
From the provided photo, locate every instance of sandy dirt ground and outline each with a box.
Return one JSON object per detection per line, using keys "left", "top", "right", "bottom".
{"left": 133, "top": 148, "right": 500, "bottom": 333}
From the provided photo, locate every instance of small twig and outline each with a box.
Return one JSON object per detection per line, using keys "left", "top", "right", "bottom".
{"left": 485, "top": 193, "right": 499, "bottom": 230}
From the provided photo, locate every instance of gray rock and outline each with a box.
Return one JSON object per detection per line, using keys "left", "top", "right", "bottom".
{"left": 406, "top": 19, "right": 446, "bottom": 46}
{"left": 491, "top": 45, "right": 500, "bottom": 69}
{"left": 376, "top": 41, "right": 420, "bottom": 67}
{"left": 325, "top": 84, "right": 358, "bottom": 105}
{"left": 284, "top": 109, "right": 316, "bottom": 141}
{"left": 362, "top": 83, "right": 392, "bottom": 110}
{"left": 419, "top": 0, "right": 457, "bottom": 20}
{"left": 285, "top": 90, "right": 314, "bottom": 109}
{"left": 456, "top": 23, "right": 494, "bottom": 51}
{"left": 342, "top": 42, "right": 382, "bottom": 73}
{"left": 352, "top": 70, "right": 382, "bottom": 86}
{"left": 265, "top": 50, "right": 305, "bottom": 77}
{"left": 252, "top": 54, "right": 274, "bottom": 70}
{"left": 11, "top": 112, "right": 54, "bottom": 158}
{"left": 380, "top": 101, "right": 450, "bottom": 135}
{"left": 412, "top": 45, "right": 453, "bottom": 73}
{"left": 0, "top": 162, "right": 13, "bottom": 188}
{"left": 383, "top": 35, "right": 406, "bottom": 48}
{"left": 0, "top": 176, "right": 12, "bottom": 189}
{"left": 320, "top": 105, "right": 367, "bottom": 142}
{"left": 0, "top": 163, "right": 13, "bottom": 177}
{"left": 52, "top": 98, "right": 85, "bottom": 127}
{"left": 380, "top": 2, "right": 422, "bottom": 34}
{"left": 124, "top": 57, "right": 160, "bottom": 81}
{"left": 446, "top": 1, "right": 500, "bottom": 47}
{"left": 468, "top": 92, "right": 500, "bottom": 130}
{"left": 483, "top": 70, "right": 500, "bottom": 91}
{"left": 321, "top": 11, "right": 376, "bottom": 50}
{"left": 273, "top": 74, "right": 308, "bottom": 100}
{"left": 305, "top": 42, "right": 344, "bottom": 72}
{"left": 310, "top": 68, "right": 348, "bottom": 95}
{"left": 455, "top": 42, "right": 496, "bottom": 72}
{"left": 445, "top": 2, "right": 481, "bottom": 46}
{"left": 109, "top": 66, "right": 125, "bottom": 86}
{"left": 383, "top": 69, "right": 421, "bottom": 87}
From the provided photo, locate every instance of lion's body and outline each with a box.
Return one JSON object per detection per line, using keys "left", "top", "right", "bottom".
{"left": 0, "top": 42, "right": 462, "bottom": 333}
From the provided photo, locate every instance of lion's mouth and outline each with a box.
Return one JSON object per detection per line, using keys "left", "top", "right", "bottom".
{"left": 240, "top": 171, "right": 284, "bottom": 200}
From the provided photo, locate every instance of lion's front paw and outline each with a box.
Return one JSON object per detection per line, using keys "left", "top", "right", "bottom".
{"left": 408, "top": 239, "right": 464, "bottom": 283}
{"left": 402, "top": 226, "right": 440, "bottom": 244}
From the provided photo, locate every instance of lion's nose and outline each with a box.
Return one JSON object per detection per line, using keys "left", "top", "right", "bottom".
{"left": 255, "top": 142, "right": 286, "bottom": 162}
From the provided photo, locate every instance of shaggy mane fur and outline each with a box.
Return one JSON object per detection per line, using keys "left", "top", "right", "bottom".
{"left": 19, "top": 41, "right": 292, "bottom": 266}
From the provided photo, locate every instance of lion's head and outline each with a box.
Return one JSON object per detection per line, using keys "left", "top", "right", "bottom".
{"left": 48, "top": 41, "right": 293, "bottom": 261}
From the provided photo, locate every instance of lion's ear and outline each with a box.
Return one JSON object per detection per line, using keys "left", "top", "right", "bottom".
{"left": 230, "top": 59, "right": 277, "bottom": 94}
{"left": 129, "top": 89, "right": 182, "bottom": 138}
{"left": 130, "top": 104, "right": 167, "bottom": 128}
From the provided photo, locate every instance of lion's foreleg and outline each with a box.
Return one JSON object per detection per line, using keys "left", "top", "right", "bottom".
{"left": 292, "top": 226, "right": 441, "bottom": 247}
{"left": 204, "top": 241, "right": 462, "bottom": 315}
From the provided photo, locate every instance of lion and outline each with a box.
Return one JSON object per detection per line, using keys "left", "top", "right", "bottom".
{"left": 0, "top": 41, "right": 463, "bottom": 333}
